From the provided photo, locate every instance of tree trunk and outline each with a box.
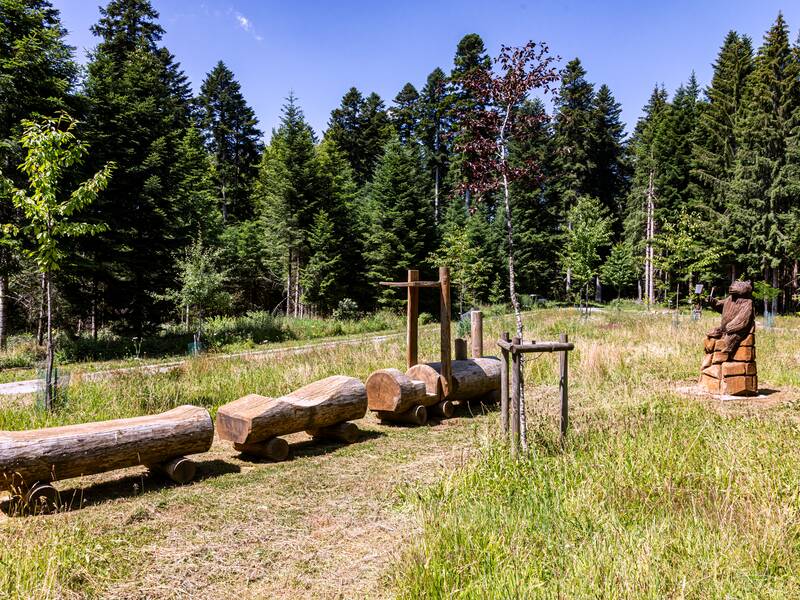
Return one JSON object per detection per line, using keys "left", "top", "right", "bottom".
{"left": 216, "top": 375, "right": 367, "bottom": 445}
{"left": 44, "top": 273, "right": 55, "bottom": 410}
{"left": 434, "top": 165, "right": 440, "bottom": 224}
{"left": 36, "top": 272, "right": 45, "bottom": 346}
{"left": 0, "top": 405, "right": 213, "bottom": 489}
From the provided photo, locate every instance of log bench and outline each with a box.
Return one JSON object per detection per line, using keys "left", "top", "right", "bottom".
{"left": 367, "top": 358, "right": 501, "bottom": 425}
{"left": 216, "top": 375, "right": 367, "bottom": 460}
{"left": 0, "top": 405, "right": 214, "bottom": 510}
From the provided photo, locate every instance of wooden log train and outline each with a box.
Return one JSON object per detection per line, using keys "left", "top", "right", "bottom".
{"left": 0, "top": 269, "right": 501, "bottom": 513}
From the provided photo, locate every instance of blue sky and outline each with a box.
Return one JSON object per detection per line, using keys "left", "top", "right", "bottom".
{"left": 54, "top": 1, "right": 800, "bottom": 140}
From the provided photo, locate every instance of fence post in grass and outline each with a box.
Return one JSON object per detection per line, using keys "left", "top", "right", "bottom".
{"left": 406, "top": 269, "right": 419, "bottom": 369}
{"left": 500, "top": 332, "right": 510, "bottom": 438}
{"left": 454, "top": 338, "right": 468, "bottom": 360}
{"left": 511, "top": 336, "right": 521, "bottom": 457}
{"left": 559, "top": 332, "right": 569, "bottom": 441}
{"left": 470, "top": 310, "right": 483, "bottom": 358}
{"left": 439, "top": 267, "right": 452, "bottom": 397}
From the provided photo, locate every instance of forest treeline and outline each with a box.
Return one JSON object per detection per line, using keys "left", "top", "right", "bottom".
{"left": 2, "top": 0, "right": 800, "bottom": 345}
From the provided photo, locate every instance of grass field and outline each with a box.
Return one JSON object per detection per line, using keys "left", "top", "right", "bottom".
{"left": 2, "top": 308, "right": 800, "bottom": 598}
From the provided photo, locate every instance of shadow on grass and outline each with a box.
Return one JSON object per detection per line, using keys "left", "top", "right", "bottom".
{"left": 289, "top": 429, "right": 386, "bottom": 460}
{"left": 1, "top": 458, "right": 241, "bottom": 516}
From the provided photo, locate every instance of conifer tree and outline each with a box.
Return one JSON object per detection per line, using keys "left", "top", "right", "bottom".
{"left": 589, "top": 84, "right": 628, "bottom": 222}
{"left": 364, "top": 138, "right": 435, "bottom": 309}
{"left": 256, "top": 94, "right": 317, "bottom": 316}
{"left": 0, "top": 0, "right": 77, "bottom": 347}
{"left": 80, "top": 0, "right": 193, "bottom": 331}
{"left": 391, "top": 83, "right": 420, "bottom": 145}
{"left": 326, "top": 88, "right": 391, "bottom": 185}
{"left": 729, "top": 13, "right": 800, "bottom": 312}
{"left": 196, "top": 61, "right": 262, "bottom": 223}
{"left": 418, "top": 68, "right": 452, "bottom": 222}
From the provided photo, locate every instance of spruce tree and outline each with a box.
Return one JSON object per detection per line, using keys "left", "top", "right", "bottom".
{"left": 326, "top": 88, "right": 391, "bottom": 185}
{"left": 0, "top": 0, "right": 77, "bottom": 347}
{"left": 552, "top": 58, "right": 596, "bottom": 216}
{"left": 196, "top": 61, "right": 262, "bottom": 223}
{"left": 256, "top": 94, "right": 317, "bottom": 315}
{"left": 391, "top": 83, "right": 420, "bottom": 145}
{"left": 589, "top": 84, "right": 628, "bottom": 223}
{"left": 729, "top": 13, "right": 800, "bottom": 311}
{"left": 418, "top": 67, "right": 452, "bottom": 223}
{"left": 364, "top": 138, "right": 435, "bottom": 309}
{"left": 80, "top": 0, "right": 193, "bottom": 331}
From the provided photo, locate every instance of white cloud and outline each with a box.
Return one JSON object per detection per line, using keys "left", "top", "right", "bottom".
{"left": 233, "top": 10, "right": 262, "bottom": 42}
{"left": 236, "top": 14, "right": 252, "bottom": 32}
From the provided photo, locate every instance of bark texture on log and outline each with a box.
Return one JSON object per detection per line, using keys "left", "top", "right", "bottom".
{"left": 234, "top": 438, "right": 290, "bottom": 462}
{"left": 0, "top": 405, "right": 213, "bottom": 490}
{"left": 216, "top": 375, "right": 367, "bottom": 445}
{"left": 407, "top": 358, "right": 500, "bottom": 401}
{"left": 377, "top": 405, "right": 427, "bottom": 426}
{"left": 306, "top": 421, "right": 360, "bottom": 444}
{"left": 366, "top": 368, "right": 427, "bottom": 413}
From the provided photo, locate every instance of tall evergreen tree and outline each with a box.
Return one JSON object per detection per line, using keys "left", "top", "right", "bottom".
{"left": 364, "top": 138, "right": 435, "bottom": 308}
{"left": 0, "top": 0, "right": 77, "bottom": 346}
{"left": 551, "top": 58, "right": 596, "bottom": 216}
{"left": 729, "top": 13, "right": 800, "bottom": 311}
{"left": 256, "top": 94, "right": 318, "bottom": 316}
{"left": 325, "top": 87, "right": 391, "bottom": 185}
{"left": 196, "top": 61, "right": 262, "bottom": 223}
{"left": 391, "top": 82, "right": 420, "bottom": 145}
{"left": 80, "top": 0, "right": 194, "bottom": 331}
{"left": 589, "top": 83, "right": 628, "bottom": 222}
{"left": 418, "top": 67, "right": 452, "bottom": 223}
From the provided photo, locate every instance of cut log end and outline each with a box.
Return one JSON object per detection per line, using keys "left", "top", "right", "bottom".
{"left": 378, "top": 405, "right": 427, "bottom": 426}
{"left": 24, "top": 482, "right": 60, "bottom": 514}
{"left": 306, "top": 421, "right": 360, "bottom": 444}
{"left": 366, "top": 368, "right": 427, "bottom": 413}
{"left": 149, "top": 456, "right": 197, "bottom": 485}
{"left": 234, "top": 438, "right": 290, "bottom": 462}
{"left": 430, "top": 400, "right": 455, "bottom": 419}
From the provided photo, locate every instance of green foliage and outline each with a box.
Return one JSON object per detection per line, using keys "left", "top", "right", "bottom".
{"left": 3, "top": 114, "right": 112, "bottom": 273}
{"left": 562, "top": 196, "right": 613, "bottom": 296}
{"left": 196, "top": 60, "right": 262, "bottom": 222}
{"left": 601, "top": 242, "right": 639, "bottom": 298}
{"left": 331, "top": 298, "right": 359, "bottom": 321}
{"left": 364, "top": 138, "right": 436, "bottom": 309}
{"left": 158, "top": 239, "right": 230, "bottom": 333}
{"left": 427, "top": 224, "right": 489, "bottom": 313}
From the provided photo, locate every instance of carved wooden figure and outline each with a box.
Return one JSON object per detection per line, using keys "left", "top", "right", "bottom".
{"left": 700, "top": 281, "right": 758, "bottom": 396}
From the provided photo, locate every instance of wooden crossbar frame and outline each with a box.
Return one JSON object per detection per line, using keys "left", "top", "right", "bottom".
{"left": 380, "top": 267, "right": 452, "bottom": 397}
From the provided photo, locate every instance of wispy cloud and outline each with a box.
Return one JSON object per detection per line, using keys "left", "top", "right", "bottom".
{"left": 234, "top": 11, "right": 263, "bottom": 42}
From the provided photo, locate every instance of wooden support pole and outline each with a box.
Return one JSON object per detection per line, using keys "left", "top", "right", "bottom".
{"left": 439, "top": 267, "right": 452, "bottom": 398}
{"left": 559, "top": 332, "right": 569, "bottom": 441}
{"left": 149, "top": 456, "right": 197, "bottom": 484}
{"left": 500, "top": 332, "right": 510, "bottom": 437}
{"left": 511, "top": 336, "right": 521, "bottom": 457}
{"left": 471, "top": 310, "right": 483, "bottom": 358}
{"left": 377, "top": 405, "right": 427, "bottom": 426}
{"left": 407, "top": 269, "right": 419, "bottom": 369}
{"left": 430, "top": 400, "right": 455, "bottom": 419}
{"left": 454, "top": 338, "right": 468, "bottom": 360}
{"left": 306, "top": 421, "right": 360, "bottom": 444}
{"left": 234, "top": 438, "right": 290, "bottom": 462}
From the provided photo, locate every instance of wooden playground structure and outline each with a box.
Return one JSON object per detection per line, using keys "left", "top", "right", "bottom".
{"left": 0, "top": 265, "right": 572, "bottom": 513}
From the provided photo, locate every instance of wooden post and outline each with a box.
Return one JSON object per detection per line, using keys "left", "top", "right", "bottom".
{"left": 511, "top": 336, "right": 521, "bottom": 457}
{"left": 407, "top": 269, "right": 419, "bottom": 369}
{"left": 500, "top": 332, "right": 510, "bottom": 437}
{"left": 439, "top": 267, "right": 452, "bottom": 398}
{"left": 471, "top": 310, "right": 483, "bottom": 358}
{"left": 454, "top": 338, "right": 468, "bottom": 360}
{"left": 559, "top": 332, "right": 569, "bottom": 441}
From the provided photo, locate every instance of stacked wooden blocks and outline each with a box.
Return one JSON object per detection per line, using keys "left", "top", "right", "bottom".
{"left": 700, "top": 326, "right": 757, "bottom": 396}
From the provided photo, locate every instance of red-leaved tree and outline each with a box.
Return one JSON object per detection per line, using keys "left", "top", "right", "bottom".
{"left": 457, "top": 42, "right": 559, "bottom": 451}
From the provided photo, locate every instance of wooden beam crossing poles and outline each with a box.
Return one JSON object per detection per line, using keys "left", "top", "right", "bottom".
{"left": 497, "top": 332, "right": 575, "bottom": 456}
{"left": 407, "top": 270, "right": 419, "bottom": 369}
{"left": 471, "top": 310, "right": 483, "bottom": 358}
{"left": 559, "top": 333, "right": 569, "bottom": 442}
